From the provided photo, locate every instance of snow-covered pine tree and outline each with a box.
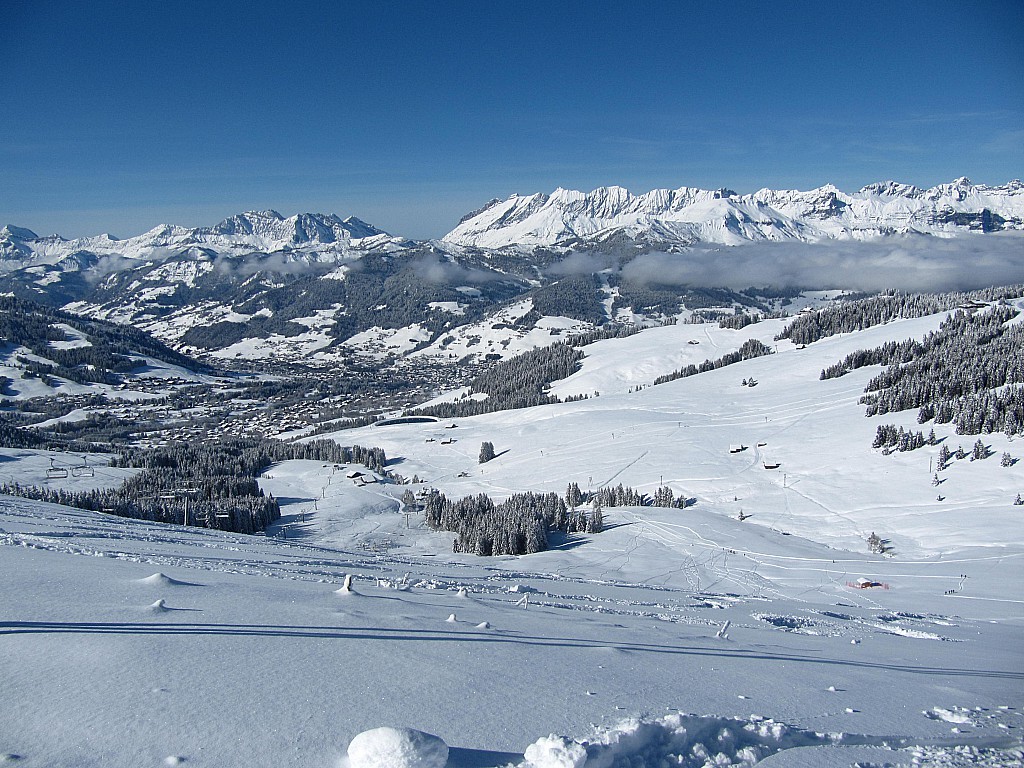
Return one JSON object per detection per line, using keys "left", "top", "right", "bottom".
{"left": 972, "top": 439, "right": 988, "bottom": 461}
{"left": 566, "top": 481, "right": 583, "bottom": 510}
{"left": 479, "top": 441, "right": 496, "bottom": 464}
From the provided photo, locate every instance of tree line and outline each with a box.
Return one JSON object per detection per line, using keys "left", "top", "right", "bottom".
{"left": 776, "top": 286, "right": 1024, "bottom": 346}
{"left": 413, "top": 342, "right": 585, "bottom": 418}
{"left": 653, "top": 339, "right": 773, "bottom": 386}
{"left": 0, "top": 295, "right": 205, "bottom": 385}
{"left": 819, "top": 302, "right": 1024, "bottom": 438}
{"left": 1, "top": 438, "right": 388, "bottom": 534}
{"left": 420, "top": 480, "right": 692, "bottom": 558}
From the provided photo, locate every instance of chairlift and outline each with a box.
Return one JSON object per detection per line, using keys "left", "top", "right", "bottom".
{"left": 71, "top": 457, "right": 95, "bottom": 478}
{"left": 46, "top": 458, "right": 68, "bottom": 479}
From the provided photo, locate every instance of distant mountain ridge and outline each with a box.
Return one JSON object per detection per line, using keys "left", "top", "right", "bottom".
{"left": 442, "top": 178, "right": 1024, "bottom": 249}
{"left": 2, "top": 178, "right": 1021, "bottom": 367}
{"left": 5, "top": 179, "right": 1020, "bottom": 267}
{"left": 0, "top": 210, "right": 402, "bottom": 271}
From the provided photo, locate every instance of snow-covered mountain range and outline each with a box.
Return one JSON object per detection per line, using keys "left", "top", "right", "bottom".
{"left": 2, "top": 179, "right": 1021, "bottom": 365}
{"left": 0, "top": 210, "right": 403, "bottom": 272}
{"left": 4, "top": 179, "right": 1020, "bottom": 273}
{"left": 443, "top": 178, "right": 1024, "bottom": 249}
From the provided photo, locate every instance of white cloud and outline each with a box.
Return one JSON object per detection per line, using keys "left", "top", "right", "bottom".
{"left": 617, "top": 232, "right": 1024, "bottom": 292}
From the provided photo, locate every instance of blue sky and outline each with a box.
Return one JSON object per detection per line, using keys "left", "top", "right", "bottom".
{"left": 3, "top": 1, "right": 1022, "bottom": 240}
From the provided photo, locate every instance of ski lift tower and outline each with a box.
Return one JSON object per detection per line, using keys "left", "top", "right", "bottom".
{"left": 152, "top": 487, "right": 202, "bottom": 527}
{"left": 176, "top": 487, "right": 201, "bottom": 527}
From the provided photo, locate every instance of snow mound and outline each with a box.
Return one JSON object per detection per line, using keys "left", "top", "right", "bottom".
{"left": 910, "top": 744, "right": 1024, "bottom": 767}
{"left": 517, "top": 712, "right": 835, "bottom": 767}
{"left": 924, "top": 707, "right": 973, "bottom": 725}
{"left": 137, "top": 572, "right": 196, "bottom": 587}
{"left": 347, "top": 727, "right": 448, "bottom": 768}
{"left": 523, "top": 735, "right": 587, "bottom": 768}
{"left": 149, "top": 599, "right": 168, "bottom": 612}
{"left": 335, "top": 574, "right": 356, "bottom": 595}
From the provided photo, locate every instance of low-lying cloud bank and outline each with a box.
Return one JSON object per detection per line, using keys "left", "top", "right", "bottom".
{"left": 409, "top": 254, "right": 503, "bottom": 285}
{"left": 609, "top": 232, "right": 1024, "bottom": 292}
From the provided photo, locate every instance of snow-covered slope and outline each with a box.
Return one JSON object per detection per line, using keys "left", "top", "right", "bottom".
{"left": 2, "top": 306, "right": 1024, "bottom": 766}
{"left": 443, "top": 179, "right": 1024, "bottom": 249}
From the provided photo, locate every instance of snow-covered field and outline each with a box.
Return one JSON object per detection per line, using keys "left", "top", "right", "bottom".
{"left": 2, "top": 310, "right": 1023, "bottom": 767}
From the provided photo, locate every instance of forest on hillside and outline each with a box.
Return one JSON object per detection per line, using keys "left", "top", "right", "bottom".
{"left": 0, "top": 296, "right": 205, "bottom": 384}
{"left": 818, "top": 300, "right": 1024, "bottom": 444}
{"left": 1, "top": 438, "right": 387, "bottom": 534}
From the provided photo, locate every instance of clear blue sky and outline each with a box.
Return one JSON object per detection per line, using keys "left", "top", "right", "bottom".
{"left": 3, "top": 1, "right": 1022, "bottom": 240}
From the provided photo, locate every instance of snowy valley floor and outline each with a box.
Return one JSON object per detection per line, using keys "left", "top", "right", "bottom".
{"left": 2, "top": 308, "right": 1024, "bottom": 767}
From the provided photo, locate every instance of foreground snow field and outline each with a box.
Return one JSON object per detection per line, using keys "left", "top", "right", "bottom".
{"left": 2, "top": 310, "right": 1023, "bottom": 767}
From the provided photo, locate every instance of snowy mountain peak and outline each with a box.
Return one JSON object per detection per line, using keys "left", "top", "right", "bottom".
{"left": 1, "top": 224, "right": 41, "bottom": 241}
{"left": 339, "top": 216, "right": 386, "bottom": 239}
{"left": 859, "top": 180, "right": 923, "bottom": 198}
{"left": 443, "top": 179, "right": 1024, "bottom": 249}
{"left": 0, "top": 210, "right": 402, "bottom": 279}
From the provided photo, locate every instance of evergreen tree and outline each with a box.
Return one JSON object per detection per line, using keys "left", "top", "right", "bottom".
{"left": 565, "top": 482, "right": 583, "bottom": 509}
{"left": 587, "top": 500, "right": 604, "bottom": 533}
{"left": 478, "top": 441, "right": 496, "bottom": 463}
{"left": 972, "top": 439, "right": 989, "bottom": 461}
